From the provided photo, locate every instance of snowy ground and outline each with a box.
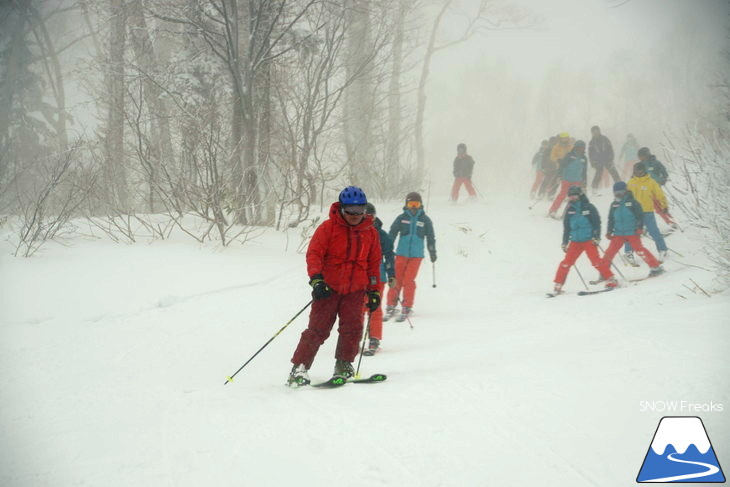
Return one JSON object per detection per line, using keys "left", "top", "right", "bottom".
{"left": 1, "top": 191, "right": 728, "bottom": 486}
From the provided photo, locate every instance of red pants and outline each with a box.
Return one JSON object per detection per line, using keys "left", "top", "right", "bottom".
{"left": 549, "top": 180, "right": 579, "bottom": 214}
{"left": 387, "top": 256, "right": 423, "bottom": 308}
{"left": 653, "top": 199, "right": 675, "bottom": 225}
{"left": 554, "top": 241, "right": 612, "bottom": 285}
{"left": 602, "top": 235, "right": 660, "bottom": 268}
{"left": 364, "top": 281, "right": 386, "bottom": 340}
{"left": 530, "top": 170, "right": 545, "bottom": 194}
{"left": 451, "top": 177, "right": 476, "bottom": 201}
{"left": 291, "top": 290, "right": 364, "bottom": 368}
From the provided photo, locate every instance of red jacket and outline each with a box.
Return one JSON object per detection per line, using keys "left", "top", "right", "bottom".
{"left": 306, "top": 202, "right": 382, "bottom": 295}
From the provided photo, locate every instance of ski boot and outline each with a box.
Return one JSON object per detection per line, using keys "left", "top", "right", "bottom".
{"left": 333, "top": 359, "right": 355, "bottom": 379}
{"left": 589, "top": 275, "right": 606, "bottom": 286}
{"left": 625, "top": 252, "right": 639, "bottom": 267}
{"left": 363, "top": 338, "right": 380, "bottom": 356}
{"left": 657, "top": 250, "right": 668, "bottom": 262}
{"left": 395, "top": 307, "right": 412, "bottom": 322}
{"left": 287, "top": 364, "right": 310, "bottom": 387}
{"left": 604, "top": 277, "right": 619, "bottom": 289}
{"left": 548, "top": 211, "right": 559, "bottom": 220}
{"left": 383, "top": 305, "right": 397, "bottom": 322}
{"left": 649, "top": 266, "right": 665, "bottom": 278}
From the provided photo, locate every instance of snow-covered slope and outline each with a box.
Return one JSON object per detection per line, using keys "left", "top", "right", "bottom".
{"left": 1, "top": 193, "right": 728, "bottom": 486}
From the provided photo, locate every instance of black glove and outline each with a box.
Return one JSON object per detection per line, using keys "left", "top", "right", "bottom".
{"left": 365, "top": 290, "right": 381, "bottom": 312}
{"left": 430, "top": 251, "right": 437, "bottom": 263}
{"left": 592, "top": 237, "right": 600, "bottom": 246}
{"left": 388, "top": 277, "right": 396, "bottom": 288}
{"left": 309, "top": 274, "right": 332, "bottom": 300}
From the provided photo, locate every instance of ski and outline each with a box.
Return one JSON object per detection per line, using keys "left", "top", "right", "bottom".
{"left": 350, "top": 373, "right": 387, "bottom": 384}
{"left": 363, "top": 348, "right": 377, "bottom": 357}
{"left": 578, "top": 288, "right": 615, "bottom": 296}
{"left": 311, "top": 376, "right": 348, "bottom": 388}
{"left": 546, "top": 292, "right": 564, "bottom": 298}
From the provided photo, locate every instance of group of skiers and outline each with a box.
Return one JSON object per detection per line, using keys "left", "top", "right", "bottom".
{"left": 287, "top": 187, "right": 437, "bottom": 387}
{"left": 530, "top": 127, "right": 678, "bottom": 294}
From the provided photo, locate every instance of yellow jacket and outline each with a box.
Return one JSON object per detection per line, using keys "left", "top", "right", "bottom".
{"left": 550, "top": 141, "right": 574, "bottom": 166}
{"left": 628, "top": 175, "right": 667, "bottom": 212}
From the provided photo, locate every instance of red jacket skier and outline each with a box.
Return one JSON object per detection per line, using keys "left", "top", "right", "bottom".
{"left": 288, "top": 186, "right": 382, "bottom": 386}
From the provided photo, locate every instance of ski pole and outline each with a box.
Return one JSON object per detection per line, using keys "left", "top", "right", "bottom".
{"left": 432, "top": 262, "right": 437, "bottom": 288}
{"left": 598, "top": 244, "right": 626, "bottom": 280}
{"left": 573, "top": 265, "right": 589, "bottom": 290}
{"left": 355, "top": 312, "right": 373, "bottom": 379}
{"left": 224, "top": 300, "right": 312, "bottom": 385}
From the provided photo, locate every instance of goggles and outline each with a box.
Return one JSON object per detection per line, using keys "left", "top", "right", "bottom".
{"left": 342, "top": 205, "right": 366, "bottom": 216}
{"left": 406, "top": 201, "right": 422, "bottom": 209}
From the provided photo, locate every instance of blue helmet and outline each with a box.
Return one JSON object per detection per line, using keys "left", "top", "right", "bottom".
{"left": 338, "top": 186, "right": 367, "bottom": 205}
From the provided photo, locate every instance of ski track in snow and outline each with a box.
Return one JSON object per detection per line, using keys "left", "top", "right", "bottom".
{"left": 1, "top": 193, "right": 729, "bottom": 486}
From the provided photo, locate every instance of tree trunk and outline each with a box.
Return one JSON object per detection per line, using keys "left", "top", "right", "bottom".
{"left": 386, "top": 0, "right": 407, "bottom": 194}
{"left": 106, "top": 0, "right": 128, "bottom": 210}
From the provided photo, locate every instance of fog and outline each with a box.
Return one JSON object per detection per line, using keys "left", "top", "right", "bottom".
{"left": 425, "top": 0, "right": 729, "bottom": 196}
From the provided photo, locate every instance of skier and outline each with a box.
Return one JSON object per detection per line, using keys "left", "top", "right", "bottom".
{"left": 530, "top": 139, "right": 550, "bottom": 199}
{"left": 600, "top": 181, "right": 664, "bottom": 277}
{"left": 588, "top": 125, "right": 620, "bottom": 192}
{"left": 363, "top": 203, "right": 395, "bottom": 356}
{"left": 637, "top": 147, "right": 676, "bottom": 227}
{"left": 540, "top": 133, "right": 573, "bottom": 199}
{"left": 386, "top": 192, "right": 437, "bottom": 322}
{"left": 537, "top": 135, "right": 560, "bottom": 199}
{"left": 287, "top": 186, "right": 382, "bottom": 387}
{"left": 619, "top": 133, "right": 640, "bottom": 180}
{"left": 552, "top": 185, "right": 615, "bottom": 294}
{"left": 451, "top": 143, "right": 477, "bottom": 202}
{"left": 623, "top": 162, "right": 670, "bottom": 264}
{"left": 548, "top": 139, "right": 587, "bottom": 218}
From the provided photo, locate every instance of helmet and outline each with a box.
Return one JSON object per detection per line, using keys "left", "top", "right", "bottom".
{"left": 567, "top": 185, "right": 582, "bottom": 197}
{"left": 339, "top": 186, "right": 367, "bottom": 205}
{"left": 365, "top": 203, "right": 376, "bottom": 215}
{"left": 637, "top": 147, "right": 651, "bottom": 159}
{"left": 613, "top": 181, "right": 627, "bottom": 192}
{"left": 559, "top": 132, "right": 570, "bottom": 138}
{"left": 405, "top": 192, "right": 422, "bottom": 204}
{"left": 633, "top": 162, "right": 647, "bottom": 176}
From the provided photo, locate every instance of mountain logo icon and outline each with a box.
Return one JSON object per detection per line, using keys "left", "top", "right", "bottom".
{"left": 637, "top": 416, "right": 726, "bottom": 483}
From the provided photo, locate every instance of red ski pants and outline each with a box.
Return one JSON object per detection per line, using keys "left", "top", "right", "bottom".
{"left": 554, "top": 241, "right": 613, "bottom": 285}
{"left": 602, "top": 235, "right": 660, "bottom": 268}
{"left": 451, "top": 177, "right": 476, "bottom": 201}
{"left": 530, "top": 170, "right": 545, "bottom": 194}
{"left": 653, "top": 199, "right": 675, "bottom": 225}
{"left": 387, "top": 256, "right": 423, "bottom": 309}
{"left": 549, "top": 180, "right": 579, "bottom": 214}
{"left": 364, "top": 281, "right": 386, "bottom": 340}
{"left": 291, "top": 290, "right": 364, "bottom": 369}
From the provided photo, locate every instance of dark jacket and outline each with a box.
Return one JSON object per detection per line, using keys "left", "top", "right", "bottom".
{"left": 389, "top": 208, "right": 436, "bottom": 260}
{"left": 374, "top": 217, "right": 395, "bottom": 282}
{"left": 453, "top": 155, "right": 475, "bottom": 179}
{"left": 559, "top": 150, "right": 588, "bottom": 184}
{"left": 644, "top": 156, "right": 668, "bottom": 185}
{"left": 562, "top": 195, "right": 601, "bottom": 245}
{"left": 608, "top": 191, "right": 644, "bottom": 236}
{"left": 588, "top": 134, "right": 614, "bottom": 166}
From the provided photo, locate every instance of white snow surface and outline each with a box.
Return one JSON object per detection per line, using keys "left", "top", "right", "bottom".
{"left": 1, "top": 193, "right": 729, "bottom": 486}
{"left": 650, "top": 417, "right": 711, "bottom": 455}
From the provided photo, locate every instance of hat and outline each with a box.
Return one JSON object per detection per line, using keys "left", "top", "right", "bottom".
{"left": 559, "top": 132, "right": 570, "bottom": 138}
{"left": 568, "top": 185, "right": 582, "bottom": 196}
{"left": 574, "top": 140, "right": 586, "bottom": 148}
{"left": 634, "top": 162, "right": 647, "bottom": 175}
{"left": 613, "top": 181, "right": 627, "bottom": 192}
{"left": 637, "top": 147, "right": 651, "bottom": 158}
{"left": 405, "top": 192, "right": 422, "bottom": 203}
{"left": 457, "top": 143, "right": 467, "bottom": 152}
{"left": 365, "top": 203, "right": 376, "bottom": 215}
{"left": 591, "top": 125, "right": 600, "bottom": 132}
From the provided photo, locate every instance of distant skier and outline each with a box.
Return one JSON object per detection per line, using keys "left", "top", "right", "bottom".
{"left": 588, "top": 125, "right": 620, "bottom": 192}
{"left": 451, "top": 143, "right": 477, "bottom": 202}
{"left": 287, "top": 186, "right": 382, "bottom": 387}
{"left": 548, "top": 139, "right": 587, "bottom": 218}
{"left": 537, "top": 135, "right": 560, "bottom": 199}
{"left": 363, "top": 203, "right": 395, "bottom": 356}
{"left": 619, "top": 133, "right": 640, "bottom": 180}
{"left": 540, "top": 133, "right": 573, "bottom": 199}
{"left": 552, "top": 185, "right": 615, "bottom": 294}
{"left": 637, "top": 147, "right": 676, "bottom": 227}
{"left": 386, "top": 192, "right": 437, "bottom": 322}
{"left": 600, "top": 181, "right": 664, "bottom": 278}
{"left": 530, "top": 139, "right": 550, "bottom": 199}
{"left": 624, "top": 162, "right": 670, "bottom": 264}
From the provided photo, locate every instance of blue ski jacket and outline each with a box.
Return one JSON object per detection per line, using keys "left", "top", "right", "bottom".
{"left": 608, "top": 191, "right": 644, "bottom": 236}
{"left": 563, "top": 195, "right": 601, "bottom": 244}
{"left": 389, "top": 208, "right": 436, "bottom": 260}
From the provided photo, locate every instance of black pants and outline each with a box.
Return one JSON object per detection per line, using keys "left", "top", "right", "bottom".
{"left": 591, "top": 162, "right": 621, "bottom": 189}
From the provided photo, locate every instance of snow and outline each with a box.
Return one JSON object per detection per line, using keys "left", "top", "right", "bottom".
{"left": 1, "top": 192, "right": 729, "bottom": 486}
{"left": 650, "top": 417, "right": 711, "bottom": 455}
